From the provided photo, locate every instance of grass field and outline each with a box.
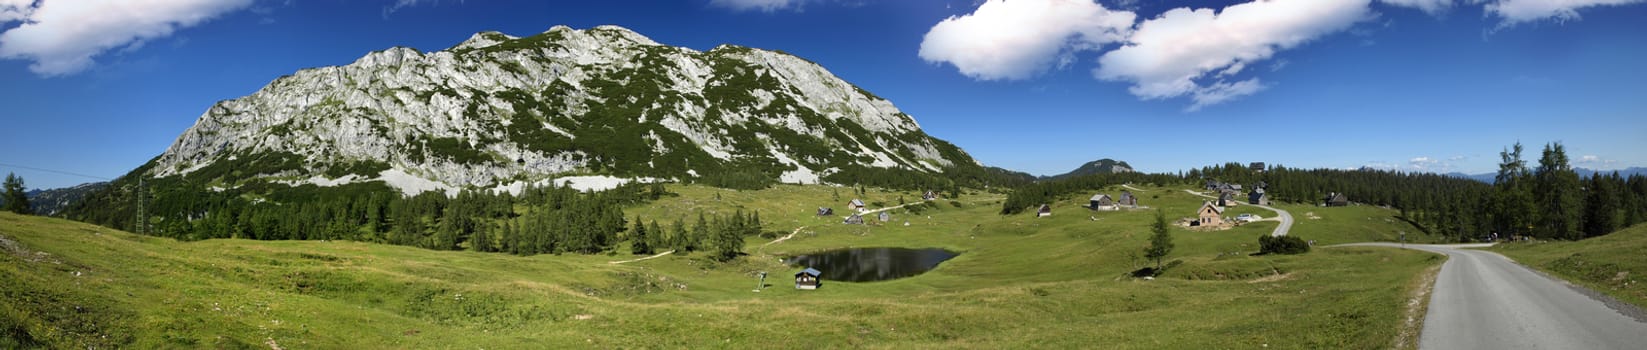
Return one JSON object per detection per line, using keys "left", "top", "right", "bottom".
{"left": 1491, "top": 223, "right": 1647, "bottom": 310}
{"left": 2, "top": 183, "right": 1442, "bottom": 348}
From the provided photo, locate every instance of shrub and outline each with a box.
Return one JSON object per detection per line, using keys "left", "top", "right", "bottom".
{"left": 1259, "top": 235, "right": 1311, "bottom": 255}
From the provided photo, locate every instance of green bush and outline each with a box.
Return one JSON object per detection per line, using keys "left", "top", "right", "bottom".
{"left": 1259, "top": 235, "right": 1311, "bottom": 255}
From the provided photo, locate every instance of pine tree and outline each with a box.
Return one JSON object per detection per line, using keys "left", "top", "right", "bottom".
{"left": 630, "top": 215, "right": 651, "bottom": 255}
{"left": 646, "top": 220, "right": 663, "bottom": 252}
{"left": 670, "top": 218, "right": 688, "bottom": 252}
{"left": 1144, "top": 209, "right": 1174, "bottom": 272}
{"left": 690, "top": 212, "right": 709, "bottom": 252}
{"left": 1494, "top": 143, "right": 1536, "bottom": 238}
{"left": 1582, "top": 174, "right": 1620, "bottom": 238}
{"left": 2, "top": 173, "right": 29, "bottom": 215}
{"left": 1534, "top": 143, "right": 1584, "bottom": 240}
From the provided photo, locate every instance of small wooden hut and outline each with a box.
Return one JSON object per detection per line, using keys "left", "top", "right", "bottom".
{"left": 795, "top": 268, "right": 822, "bottom": 290}
{"left": 1325, "top": 192, "right": 1348, "bottom": 207}
{"left": 1037, "top": 204, "right": 1053, "bottom": 217}
{"left": 878, "top": 212, "right": 891, "bottom": 222}
{"left": 816, "top": 207, "right": 834, "bottom": 216}
{"left": 1090, "top": 194, "right": 1116, "bottom": 211}
{"left": 844, "top": 214, "right": 865, "bottom": 224}
{"left": 1119, "top": 191, "right": 1138, "bottom": 207}
{"left": 848, "top": 199, "right": 866, "bottom": 212}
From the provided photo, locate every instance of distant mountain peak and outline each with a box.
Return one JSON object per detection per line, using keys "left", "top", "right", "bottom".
{"left": 1047, "top": 158, "right": 1133, "bottom": 180}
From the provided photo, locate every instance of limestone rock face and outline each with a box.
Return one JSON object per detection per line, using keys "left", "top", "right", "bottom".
{"left": 147, "top": 25, "right": 977, "bottom": 194}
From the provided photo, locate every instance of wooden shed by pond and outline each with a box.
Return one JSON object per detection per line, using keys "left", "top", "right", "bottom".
{"left": 1037, "top": 204, "right": 1053, "bottom": 217}
{"left": 795, "top": 268, "right": 822, "bottom": 290}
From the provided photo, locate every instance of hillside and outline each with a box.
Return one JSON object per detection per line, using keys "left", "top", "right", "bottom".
{"left": 1046, "top": 158, "right": 1133, "bottom": 180}
{"left": 4, "top": 184, "right": 1442, "bottom": 348}
{"left": 19, "top": 182, "right": 106, "bottom": 216}
{"left": 1493, "top": 223, "right": 1647, "bottom": 309}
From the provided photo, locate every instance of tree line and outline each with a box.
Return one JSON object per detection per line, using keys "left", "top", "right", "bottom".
{"left": 63, "top": 177, "right": 759, "bottom": 258}
{"left": 1006, "top": 141, "right": 1647, "bottom": 242}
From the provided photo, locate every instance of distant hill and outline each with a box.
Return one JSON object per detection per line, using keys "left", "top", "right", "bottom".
{"left": 18, "top": 182, "right": 108, "bottom": 216}
{"left": 1446, "top": 167, "right": 1645, "bottom": 184}
{"left": 1046, "top": 159, "right": 1133, "bottom": 180}
{"left": 984, "top": 166, "right": 1038, "bottom": 185}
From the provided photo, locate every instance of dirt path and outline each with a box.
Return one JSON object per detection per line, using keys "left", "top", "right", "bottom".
{"left": 608, "top": 250, "right": 676, "bottom": 264}
{"left": 762, "top": 225, "right": 809, "bottom": 250}
{"left": 1120, "top": 184, "right": 1149, "bottom": 192}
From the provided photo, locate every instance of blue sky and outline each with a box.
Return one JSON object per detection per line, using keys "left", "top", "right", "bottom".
{"left": 2, "top": 0, "right": 1644, "bottom": 189}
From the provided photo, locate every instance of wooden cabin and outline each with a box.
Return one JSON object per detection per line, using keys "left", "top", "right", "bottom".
{"left": 878, "top": 212, "right": 891, "bottom": 222}
{"left": 1248, "top": 188, "right": 1269, "bottom": 205}
{"left": 816, "top": 207, "right": 834, "bottom": 216}
{"left": 843, "top": 214, "right": 865, "bottom": 224}
{"left": 1250, "top": 162, "right": 1266, "bottom": 172}
{"left": 795, "top": 268, "right": 822, "bottom": 290}
{"left": 1324, "top": 192, "right": 1348, "bottom": 207}
{"left": 1218, "top": 192, "right": 1240, "bottom": 207}
{"left": 1037, "top": 204, "right": 1053, "bottom": 217}
{"left": 1198, "top": 201, "right": 1224, "bottom": 226}
{"left": 1205, "top": 180, "right": 1221, "bottom": 191}
{"left": 848, "top": 199, "right": 866, "bottom": 212}
{"left": 922, "top": 191, "right": 939, "bottom": 201}
{"left": 1119, "top": 191, "right": 1138, "bottom": 207}
{"left": 1090, "top": 194, "right": 1116, "bottom": 211}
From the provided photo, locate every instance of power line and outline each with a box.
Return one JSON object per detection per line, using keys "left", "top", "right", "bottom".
{"left": 0, "top": 162, "right": 115, "bottom": 181}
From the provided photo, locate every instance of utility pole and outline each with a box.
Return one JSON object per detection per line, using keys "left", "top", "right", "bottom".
{"left": 135, "top": 178, "right": 147, "bottom": 235}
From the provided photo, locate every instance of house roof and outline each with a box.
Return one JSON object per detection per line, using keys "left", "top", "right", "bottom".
{"left": 849, "top": 199, "right": 865, "bottom": 206}
{"left": 1200, "top": 201, "right": 1224, "bottom": 214}
{"left": 796, "top": 268, "right": 821, "bottom": 277}
{"left": 1090, "top": 194, "right": 1111, "bottom": 201}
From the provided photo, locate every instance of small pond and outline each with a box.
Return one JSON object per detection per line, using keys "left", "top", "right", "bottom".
{"left": 785, "top": 247, "right": 959, "bottom": 282}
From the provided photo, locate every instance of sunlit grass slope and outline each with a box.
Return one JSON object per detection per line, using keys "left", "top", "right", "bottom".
{"left": 2, "top": 183, "right": 1439, "bottom": 349}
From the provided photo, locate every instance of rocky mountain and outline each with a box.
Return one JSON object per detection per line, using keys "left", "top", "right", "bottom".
{"left": 1046, "top": 159, "right": 1133, "bottom": 180}
{"left": 144, "top": 25, "right": 982, "bottom": 195}
{"left": 21, "top": 182, "right": 108, "bottom": 216}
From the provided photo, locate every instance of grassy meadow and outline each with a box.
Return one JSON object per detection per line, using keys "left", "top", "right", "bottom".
{"left": 1491, "top": 223, "right": 1647, "bottom": 310}
{"left": 2, "top": 183, "right": 1443, "bottom": 348}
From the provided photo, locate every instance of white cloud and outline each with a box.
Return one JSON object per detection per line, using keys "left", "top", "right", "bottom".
{"left": 1485, "top": 0, "right": 1646, "bottom": 26}
{"left": 1577, "top": 155, "right": 1601, "bottom": 163}
{"left": 1378, "top": 0, "right": 1646, "bottom": 27}
{"left": 0, "top": 0, "right": 253, "bottom": 77}
{"left": 0, "top": 0, "right": 34, "bottom": 22}
{"left": 1379, "top": 0, "right": 1456, "bottom": 15}
{"left": 919, "top": 0, "right": 1135, "bottom": 81}
{"left": 1188, "top": 78, "right": 1265, "bottom": 111}
{"left": 1094, "top": 0, "right": 1372, "bottom": 109}
{"left": 711, "top": 0, "right": 807, "bottom": 13}
{"left": 382, "top": 0, "right": 462, "bottom": 18}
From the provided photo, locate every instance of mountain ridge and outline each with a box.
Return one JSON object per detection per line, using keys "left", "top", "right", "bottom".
{"left": 141, "top": 24, "right": 983, "bottom": 195}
